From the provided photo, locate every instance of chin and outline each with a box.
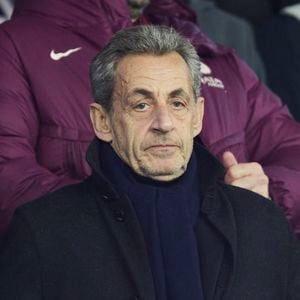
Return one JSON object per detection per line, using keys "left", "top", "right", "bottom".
{"left": 150, "top": 173, "right": 182, "bottom": 182}
{"left": 139, "top": 163, "right": 186, "bottom": 181}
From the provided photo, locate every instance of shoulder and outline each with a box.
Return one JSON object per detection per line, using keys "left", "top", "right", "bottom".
{"left": 217, "top": 183, "right": 293, "bottom": 236}
{"left": 203, "top": 182, "right": 293, "bottom": 240}
{"left": 222, "top": 183, "right": 285, "bottom": 216}
{"left": 16, "top": 178, "right": 99, "bottom": 230}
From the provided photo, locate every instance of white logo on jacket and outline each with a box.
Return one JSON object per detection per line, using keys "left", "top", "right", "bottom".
{"left": 50, "top": 47, "right": 82, "bottom": 61}
{"left": 200, "top": 62, "right": 224, "bottom": 89}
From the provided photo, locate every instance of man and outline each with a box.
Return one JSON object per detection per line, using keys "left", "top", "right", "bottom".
{"left": 0, "top": 25, "right": 299, "bottom": 300}
{"left": 1, "top": 0, "right": 300, "bottom": 239}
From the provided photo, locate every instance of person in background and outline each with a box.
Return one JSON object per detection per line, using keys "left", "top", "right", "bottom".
{"left": 0, "top": 0, "right": 300, "bottom": 238}
{"left": 185, "top": 0, "right": 266, "bottom": 80}
{"left": 0, "top": 25, "right": 299, "bottom": 300}
{"left": 214, "top": 0, "right": 273, "bottom": 25}
{"left": 256, "top": 0, "right": 300, "bottom": 121}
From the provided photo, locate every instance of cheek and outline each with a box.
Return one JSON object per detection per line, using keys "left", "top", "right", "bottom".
{"left": 178, "top": 123, "right": 195, "bottom": 153}
{"left": 177, "top": 119, "right": 194, "bottom": 138}
{"left": 131, "top": 127, "right": 148, "bottom": 153}
{"left": 111, "top": 120, "right": 129, "bottom": 149}
{"left": 115, "top": 121, "right": 142, "bottom": 153}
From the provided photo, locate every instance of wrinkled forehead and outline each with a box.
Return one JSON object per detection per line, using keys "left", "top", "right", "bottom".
{"left": 116, "top": 52, "right": 191, "bottom": 78}
{"left": 113, "top": 53, "right": 194, "bottom": 100}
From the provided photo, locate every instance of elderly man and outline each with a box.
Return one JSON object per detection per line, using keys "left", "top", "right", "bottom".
{"left": 0, "top": 25, "right": 299, "bottom": 300}
{"left": 1, "top": 0, "right": 300, "bottom": 241}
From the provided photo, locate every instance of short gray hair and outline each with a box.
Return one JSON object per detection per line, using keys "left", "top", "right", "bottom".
{"left": 90, "top": 25, "right": 201, "bottom": 112}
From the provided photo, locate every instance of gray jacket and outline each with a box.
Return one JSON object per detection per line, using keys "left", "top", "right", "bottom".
{"left": 188, "top": 0, "right": 266, "bottom": 80}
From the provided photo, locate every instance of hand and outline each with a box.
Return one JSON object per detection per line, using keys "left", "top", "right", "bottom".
{"left": 222, "top": 151, "right": 270, "bottom": 199}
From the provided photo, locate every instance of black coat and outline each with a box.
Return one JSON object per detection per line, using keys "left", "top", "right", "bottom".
{"left": 0, "top": 141, "right": 299, "bottom": 300}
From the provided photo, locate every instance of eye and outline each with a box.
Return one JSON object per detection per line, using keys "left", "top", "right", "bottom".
{"left": 133, "top": 102, "right": 150, "bottom": 111}
{"left": 171, "top": 99, "right": 186, "bottom": 109}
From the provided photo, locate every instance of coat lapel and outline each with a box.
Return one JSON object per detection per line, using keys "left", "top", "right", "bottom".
{"left": 96, "top": 192, "right": 156, "bottom": 300}
{"left": 87, "top": 139, "right": 237, "bottom": 300}
{"left": 197, "top": 184, "right": 238, "bottom": 300}
{"left": 87, "top": 139, "right": 155, "bottom": 299}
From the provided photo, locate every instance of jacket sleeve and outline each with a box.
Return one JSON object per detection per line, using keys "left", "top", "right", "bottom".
{"left": 235, "top": 57, "right": 300, "bottom": 237}
{"left": 0, "top": 28, "right": 75, "bottom": 236}
{"left": 0, "top": 211, "right": 42, "bottom": 299}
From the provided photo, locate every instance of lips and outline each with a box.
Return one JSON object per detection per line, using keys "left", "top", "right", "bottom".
{"left": 148, "top": 144, "right": 177, "bottom": 148}
{"left": 144, "top": 145, "right": 179, "bottom": 155}
{"left": 143, "top": 139, "right": 181, "bottom": 151}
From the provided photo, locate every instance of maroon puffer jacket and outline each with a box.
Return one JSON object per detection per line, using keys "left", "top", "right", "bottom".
{"left": 0, "top": 0, "right": 300, "bottom": 237}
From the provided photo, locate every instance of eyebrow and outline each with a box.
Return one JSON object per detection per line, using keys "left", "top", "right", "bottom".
{"left": 129, "top": 88, "right": 191, "bottom": 101}
{"left": 169, "top": 88, "right": 191, "bottom": 102}
{"left": 130, "top": 88, "right": 154, "bottom": 99}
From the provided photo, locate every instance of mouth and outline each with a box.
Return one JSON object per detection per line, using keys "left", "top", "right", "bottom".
{"left": 145, "top": 144, "right": 179, "bottom": 155}
{"left": 146, "top": 144, "right": 178, "bottom": 149}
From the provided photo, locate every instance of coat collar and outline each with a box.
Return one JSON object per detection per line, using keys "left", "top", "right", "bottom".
{"left": 197, "top": 184, "right": 238, "bottom": 300}
{"left": 86, "top": 138, "right": 156, "bottom": 300}
{"left": 86, "top": 138, "right": 237, "bottom": 299}
{"left": 86, "top": 137, "right": 225, "bottom": 195}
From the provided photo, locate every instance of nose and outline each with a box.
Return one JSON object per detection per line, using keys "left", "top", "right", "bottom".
{"left": 151, "top": 105, "right": 175, "bottom": 133}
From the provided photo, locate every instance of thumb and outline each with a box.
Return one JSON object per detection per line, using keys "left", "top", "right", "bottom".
{"left": 222, "top": 151, "right": 238, "bottom": 169}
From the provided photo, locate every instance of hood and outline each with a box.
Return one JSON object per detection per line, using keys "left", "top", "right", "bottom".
{"left": 140, "top": 0, "right": 228, "bottom": 56}
{"left": 13, "top": 0, "right": 132, "bottom": 30}
{"left": 145, "top": 0, "right": 198, "bottom": 23}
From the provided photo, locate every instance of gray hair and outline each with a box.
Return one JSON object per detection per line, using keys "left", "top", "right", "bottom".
{"left": 90, "top": 25, "right": 201, "bottom": 112}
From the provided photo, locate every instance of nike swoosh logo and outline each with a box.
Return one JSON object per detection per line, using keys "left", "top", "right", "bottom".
{"left": 50, "top": 47, "right": 82, "bottom": 61}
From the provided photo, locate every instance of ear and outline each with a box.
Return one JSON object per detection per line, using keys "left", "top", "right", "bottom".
{"left": 192, "top": 96, "right": 204, "bottom": 137}
{"left": 90, "top": 102, "right": 113, "bottom": 142}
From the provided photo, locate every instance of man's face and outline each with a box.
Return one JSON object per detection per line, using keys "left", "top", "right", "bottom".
{"left": 91, "top": 52, "right": 204, "bottom": 181}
